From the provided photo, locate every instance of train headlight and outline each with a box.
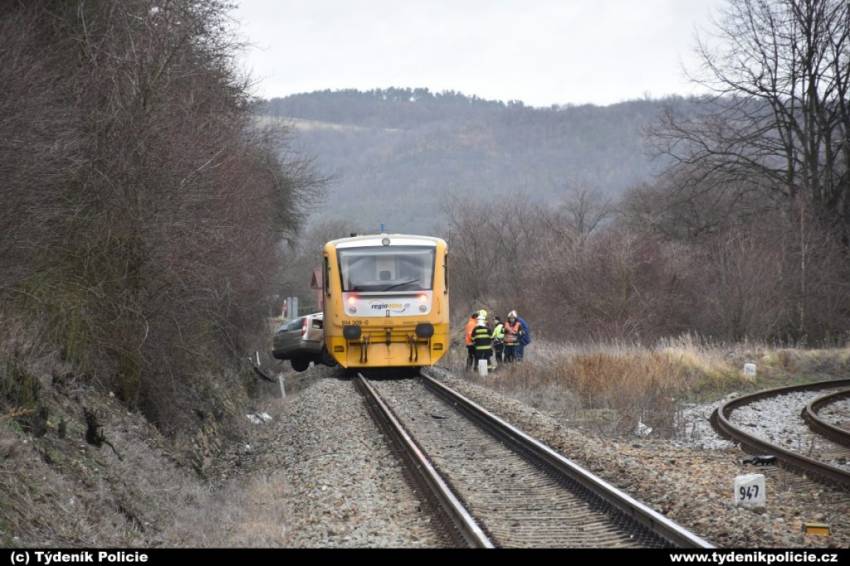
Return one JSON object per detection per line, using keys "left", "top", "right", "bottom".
{"left": 381, "top": 237, "right": 391, "bottom": 246}
{"left": 418, "top": 305, "right": 427, "bottom": 312}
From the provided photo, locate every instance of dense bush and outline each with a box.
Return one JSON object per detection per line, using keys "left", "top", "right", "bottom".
{"left": 443, "top": 185, "right": 850, "bottom": 344}
{"left": 0, "top": 0, "right": 319, "bottom": 432}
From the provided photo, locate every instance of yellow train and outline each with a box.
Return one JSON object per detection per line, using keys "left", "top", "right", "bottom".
{"left": 322, "top": 233, "right": 449, "bottom": 369}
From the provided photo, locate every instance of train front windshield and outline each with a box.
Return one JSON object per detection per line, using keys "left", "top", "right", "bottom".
{"left": 339, "top": 246, "right": 435, "bottom": 292}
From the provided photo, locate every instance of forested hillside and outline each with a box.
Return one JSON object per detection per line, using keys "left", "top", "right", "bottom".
{"left": 257, "top": 89, "right": 692, "bottom": 232}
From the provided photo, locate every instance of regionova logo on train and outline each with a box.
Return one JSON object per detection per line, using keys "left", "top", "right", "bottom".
{"left": 368, "top": 300, "right": 411, "bottom": 314}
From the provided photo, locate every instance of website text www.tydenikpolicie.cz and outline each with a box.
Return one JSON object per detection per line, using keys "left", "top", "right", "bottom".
{"left": 669, "top": 550, "right": 843, "bottom": 565}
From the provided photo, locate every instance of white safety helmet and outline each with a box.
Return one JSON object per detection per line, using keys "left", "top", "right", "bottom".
{"left": 508, "top": 310, "right": 518, "bottom": 319}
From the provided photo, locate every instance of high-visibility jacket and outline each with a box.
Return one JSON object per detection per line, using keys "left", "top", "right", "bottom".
{"left": 492, "top": 323, "right": 505, "bottom": 342}
{"left": 471, "top": 325, "right": 492, "bottom": 350}
{"left": 504, "top": 320, "right": 521, "bottom": 344}
{"left": 464, "top": 318, "right": 477, "bottom": 346}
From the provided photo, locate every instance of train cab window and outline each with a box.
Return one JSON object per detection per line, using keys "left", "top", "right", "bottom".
{"left": 324, "top": 256, "right": 330, "bottom": 297}
{"left": 444, "top": 252, "right": 448, "bottom": 294}
{"left": 339, "top": 246, "right": 435, "bottom": 292}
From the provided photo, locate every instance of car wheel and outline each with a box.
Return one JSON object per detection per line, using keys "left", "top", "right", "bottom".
{"left": 319, "top": 347, "right": 338, "bottom": 367}
{"left": 290, "top": 358, "right": 310, "bottom": 372}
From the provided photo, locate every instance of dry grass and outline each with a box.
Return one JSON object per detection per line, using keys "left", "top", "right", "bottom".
{"left": 443, "top": 334, "right": 850, "bottom": 437}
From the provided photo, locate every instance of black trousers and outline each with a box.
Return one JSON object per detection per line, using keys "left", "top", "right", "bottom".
{"left": 494, "top": 342, "right": 504, "bottom": 362}
{"left": 474, "top": 349, "right": 492, "bottom": 361}
{"left": 466, "top": 345, "right": 475, "bottom": 369}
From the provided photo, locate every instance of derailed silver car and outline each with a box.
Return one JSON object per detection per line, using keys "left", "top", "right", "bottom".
{"left": 272, "top": 312, "right": 325, "bottom": 372}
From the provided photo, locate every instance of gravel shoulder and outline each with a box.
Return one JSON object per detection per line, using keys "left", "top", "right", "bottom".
{"left": 223, "top": 374, "right": 444, "bottom": 547}
{"left": 425, "top": 366, "right": 850, "bottom": 548}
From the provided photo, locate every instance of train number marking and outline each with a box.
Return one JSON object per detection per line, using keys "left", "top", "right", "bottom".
{"left": 733, "top": 474, "right": 765, "bottom": 507}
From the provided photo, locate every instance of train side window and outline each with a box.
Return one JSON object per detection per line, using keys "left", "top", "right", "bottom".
{"left": 444, "top": 252, "right": 448, "bottom": 294}
{"left": 324, "top": 256, "right": 330, "bottom": 297}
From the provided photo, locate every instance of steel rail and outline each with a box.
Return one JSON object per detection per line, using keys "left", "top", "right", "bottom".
{"left": 354, "top": 374, "right": 495, "bottom": 548}
{"left": 710, "top": 379, "right": 850, "bottom": 489}
{"left": 802, "top": 388, "right": 850, "bottom": 449}
{"left": 419, "top": 371, "right": 713, "bottom": 548}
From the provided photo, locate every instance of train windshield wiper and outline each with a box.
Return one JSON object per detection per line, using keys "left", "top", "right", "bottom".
{"left": 381, "top": 278, "right": 420, "bottom": 291}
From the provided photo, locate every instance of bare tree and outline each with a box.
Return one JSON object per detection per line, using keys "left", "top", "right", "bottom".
{"left": 654, "top": 0, "right": 850, "bottom": 234}
{"left": 556, "top": 187, "right": 613, "bottom": 238}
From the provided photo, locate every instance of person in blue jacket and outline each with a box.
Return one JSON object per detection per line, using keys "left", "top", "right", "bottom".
{"left": 516, "top": 313, "right": 531, "bottom": 361}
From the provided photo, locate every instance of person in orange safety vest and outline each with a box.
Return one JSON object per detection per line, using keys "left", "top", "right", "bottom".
{"left": 503, "top": 310, "right": 522, "bottom": 363}
{"left": 464, "top": 312, "right": 478, "bottom": 370}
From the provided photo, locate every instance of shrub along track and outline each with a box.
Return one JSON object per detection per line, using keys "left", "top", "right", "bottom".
{"left": 712, "top": 379, "right": 850, "bottom": 489}
{"left": 356, "top": 372, "right": 711, "bottom": 548}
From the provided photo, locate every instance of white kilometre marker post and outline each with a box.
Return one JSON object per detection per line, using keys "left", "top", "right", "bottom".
{"left": 278, "top": 373, "right": 286, "bottom": 399}
{"left": 478, "top": 358, "right": 488, "bottom": 377}
{"left": 734, "top": 474, "right": 766, "bottom": 508}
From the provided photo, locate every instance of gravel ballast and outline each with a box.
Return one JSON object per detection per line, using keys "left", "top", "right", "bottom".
{"left": 371, "top": 378, "right": 652, "bottom": 548}
{"left": 424, "top": 367, "right": 850, "bottom": 548}
{"left": 817, "top": 396, "right": 850, "bottom": 432}
{"left": 242, "top": 375, "right": 444, "bottom": 547}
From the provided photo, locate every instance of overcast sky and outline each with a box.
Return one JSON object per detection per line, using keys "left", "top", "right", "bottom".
{"left": 232, "top": 0, "right": 725, "bottom": 107}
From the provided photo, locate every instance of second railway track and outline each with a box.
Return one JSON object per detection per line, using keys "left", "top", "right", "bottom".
{"left": 803, "top": 388, "right": 850, "bottom": 449}
{"left": 712, "top": 379, "right": 850, "bottom": 488}
{"left": 356, "top": 372, "right": 712, "bottom": 548}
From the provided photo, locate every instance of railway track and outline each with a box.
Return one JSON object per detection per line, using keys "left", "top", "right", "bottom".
{"left": 711, "top": 379, "right": 850, "bottom": 488}
{"left": 356, "top": 372, "right": 712, "bottom": 548}
{"left": 803, "top": 388, "right": 850, "bottom": 449}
